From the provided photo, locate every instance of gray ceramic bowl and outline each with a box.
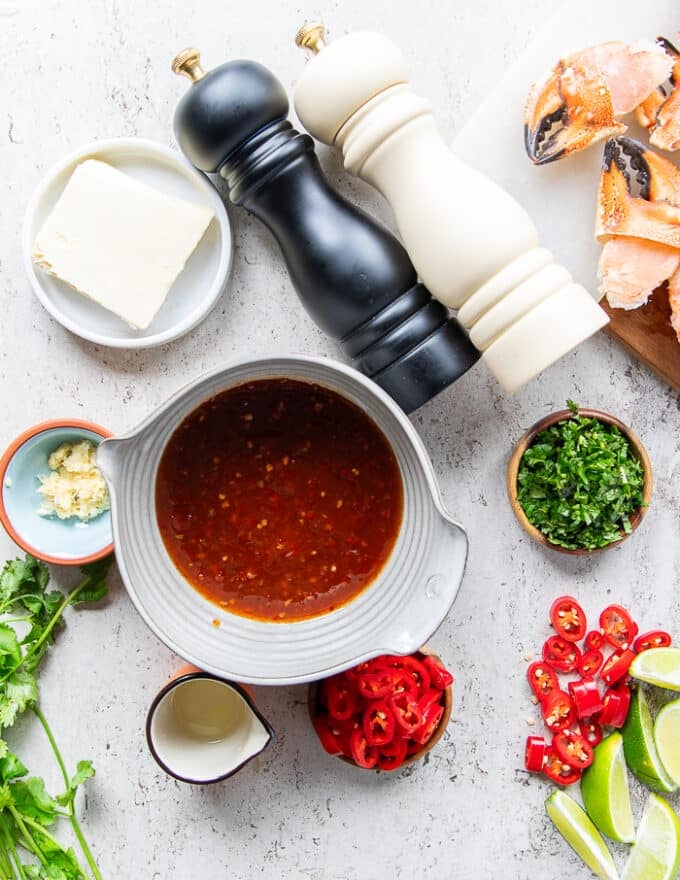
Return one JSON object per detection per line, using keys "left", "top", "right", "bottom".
{"left": 96, "top": 355, "right": 468, "bottom": 685}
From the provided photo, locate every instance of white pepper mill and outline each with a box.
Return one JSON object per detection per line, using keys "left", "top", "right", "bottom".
{"left": 294, "top": 23, "right": 609, "bottom": 393}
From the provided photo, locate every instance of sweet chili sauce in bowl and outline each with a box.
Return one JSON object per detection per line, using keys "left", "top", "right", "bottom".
{"left": 155, "top": 378, "right": 404, "bottom": 622}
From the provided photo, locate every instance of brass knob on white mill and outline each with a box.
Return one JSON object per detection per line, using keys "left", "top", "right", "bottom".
{"left": 293, "top": 24, "right": 609, "bottom": 393}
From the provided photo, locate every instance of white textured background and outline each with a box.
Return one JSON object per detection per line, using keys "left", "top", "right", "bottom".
{"left": 1, "top": 1, "right": 679, "bottom": 877}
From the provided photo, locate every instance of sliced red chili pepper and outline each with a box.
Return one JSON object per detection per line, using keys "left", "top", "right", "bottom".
{"left": 527, "top": 661, "right": 560, "bottom": 701}
{"left": 600, "top": 648, "right": 636, "bottom": 686}
{"left": 312, "top": 715, "right": 343, "bottom": 755}
{"left": 356, "top": 671, "right": 395, "bottom": 700}
{"left": 543, "top": 749, "right": 582, "bottom": 786}
{"left": 418, "top": 688, "right": 443, "bottom": 715}
{"left": 550, "top": 596, "right": 587, "bottom": 642}
{"left": 377, "top": 737, "right": 408, "bottom": 772}
{"left": 389, "top": 692, "right": 424, "bottom": 736}
{"left": 585, "top": 630, "right": 604, "bottom": 651}
{"left": 525, "top": 736, "right": 548, "bottom": 773}
{"left": 542, "top": 636, "right": 582, "bottom": 673}
{"left": 362, "top": 700, "right": 395, "bottom": 746}
{"left": 542, "top": 690, "right": 577, "bottom": 732}
{"left": 382, "top": 655, "right": 431, "bottom": 695}
{"left": 391, "top": 671, "right": 419, "bottom": 700}
{"left": 553, "top": 730, "right": 594, "bottom": 770}
{"left": 411, "top": 701, "right": 445, "bottom": 746}
{"left": 633, "top": 630, "right": 672, "bottom": 653}
{"left": 349, "top": 726, "right": 379, "bottom": 769}
{"left": 568, "top": 677, "right": 604, "bottom": 719}
{"left": 421, "top": 655, "right": 454, "bottom": 690}
{"left": 324, "top": 677, "right": 360, "bottom": 721}
{"left": 578, "top": 649, "right": 604, "bottom": 678}
{"left": 600, "top": 605, "right": 639, "bottom": 650}
{"left": 598, "top": 685, "right": 631, "bottom": 729}
{"left": 579, "top": 717, "right": 603, "bottom": 748}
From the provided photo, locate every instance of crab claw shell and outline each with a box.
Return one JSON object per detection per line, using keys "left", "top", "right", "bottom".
{"left": 524, "top": 59, "right": 624, "bottom": 165}
{"left": 637, "top": 38, "right": 680, "bottom": 153}
{"left": 669, "top": 264, "right": 680, "bottom": 340}
{"left": 525, "top": 40, "right": 673, "bottom": 165}
{"left": 596, "top": 137, "right": 680, "bottom": 249}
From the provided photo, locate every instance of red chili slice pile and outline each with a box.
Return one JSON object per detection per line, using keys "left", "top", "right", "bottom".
{"left": 312, "top": 653, "right": 453, "bottom": 771}
{"left": 524, "top": 596, "right": 672, "bottom": 786}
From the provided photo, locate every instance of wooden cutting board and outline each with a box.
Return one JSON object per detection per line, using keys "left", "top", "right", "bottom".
{"left": 602, "top": 289, "right": 680, "bottom": 392}
{"left": 453, "top": 0, "right": 680, "bottom": 392}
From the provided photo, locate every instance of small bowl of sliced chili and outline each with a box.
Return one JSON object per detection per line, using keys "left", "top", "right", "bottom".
{"left": 308, "top": 649, "right": 453, "bottom": 772}
{"left": 507, "top": 403, "right": 652, "bottom": 555}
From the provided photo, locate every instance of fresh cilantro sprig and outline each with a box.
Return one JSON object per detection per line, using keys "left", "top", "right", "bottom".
{"left": 516, "top": 402, "right": 646, "bottom": 550}
{"left": 0, "top": 553, "right": 111, "bottom": 879}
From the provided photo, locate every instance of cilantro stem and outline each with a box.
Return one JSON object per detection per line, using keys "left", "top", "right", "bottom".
{"left": 1, "top": 821, "right": 25, "bottom": 880}
{"left": 7, "top": 807, "right": 45, "bottom": 867}
{"left": 33, "top": 707, "right": 102, "bottom": 880}
{"left": 0, "top": 834, "right": 12, "bottom": 880}
{"left": 0, "top": 575, "right": 95, "bottom": 686}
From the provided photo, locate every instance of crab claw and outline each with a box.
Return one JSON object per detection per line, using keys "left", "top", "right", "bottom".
{"left": 525, "top": 41, "right": 673, "bottom": 164}
{"left": 635, "top": 37, "right": 680, "bottom": 153}
{"left": 596, "top": 136, "right": 680, "bottom": 249}
{"left": 524, "top": 59, "right": 624, "bottom": 164}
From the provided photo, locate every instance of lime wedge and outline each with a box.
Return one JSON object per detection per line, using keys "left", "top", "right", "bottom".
{"left": 654, "top": 699, "right": 680, "bottom": 787}
{"left": 622, "top": 688, "right": 677, "bottom": 793}
{"left": 622, "top": 793, "right": 680, "bottom": 880}
{"left": 630, "top": 648, "right": 680, "bottom": 691}
{"left": 581, "top": 733, "right": 635, "bottom": 843}
{"left": 546, "top": 790, "right": 619, "bottom": 880}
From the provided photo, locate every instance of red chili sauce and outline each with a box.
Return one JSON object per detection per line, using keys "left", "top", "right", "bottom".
{"left": 155, "top": 378, "right": 403, "bottom": 622}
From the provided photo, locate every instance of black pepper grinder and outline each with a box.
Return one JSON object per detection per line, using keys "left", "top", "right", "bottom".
{"left": 171, "top": 49, "right": 479, "bottom": 413}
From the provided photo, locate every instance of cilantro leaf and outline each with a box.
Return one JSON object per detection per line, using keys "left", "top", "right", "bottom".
{"left": 0, "top": 671, "right": 39, "bottom": 729}
{"left": 56, "top": 760, "right": 95, "bottom": 807}
{"left": 70, "top": 557, "right": 112, "bottom": 606}
{"left": 0, "top": 557, "right": 49, "bottom": 607}
{"left": 0, "top": 752, "right": 28, "bottom": 783}
{"left": 11, "top": 778, "right": 57, "bottom": 826}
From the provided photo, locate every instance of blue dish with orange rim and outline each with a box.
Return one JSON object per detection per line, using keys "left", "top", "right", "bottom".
{"left": 0, "top": 419, "right": 113, "bottom": 565}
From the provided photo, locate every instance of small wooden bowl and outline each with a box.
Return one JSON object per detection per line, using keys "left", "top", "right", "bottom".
{"left": 507, "top": 408, "right": 653, "bottom": 556}
{"left": 308, "top": 648, "right": 453, "bottom": 771}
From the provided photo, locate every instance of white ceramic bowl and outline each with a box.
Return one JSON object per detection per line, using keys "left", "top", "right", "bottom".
{"left": 96, "top": 355, "right": 469, "bottom": 685}
{"left": 23, "top": 138, "right": 232, "bottom": 348}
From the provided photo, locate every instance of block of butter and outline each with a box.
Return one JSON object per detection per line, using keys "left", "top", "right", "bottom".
{"left": 32, "top": 159, "right": 214, "bottom": 330}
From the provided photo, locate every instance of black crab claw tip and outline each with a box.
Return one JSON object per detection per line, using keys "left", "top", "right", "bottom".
{"left": 603, "top": 136, "right": 651, "bottom": 201}
{"left": 524, "top": 105, "right": 569, "bottom": 165}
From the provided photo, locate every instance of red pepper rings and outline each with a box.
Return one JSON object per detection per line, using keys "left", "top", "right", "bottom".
{"left": 598, "top": 685, "right": 631, "bottom": 728}
{"left": 363, "top": 701, "right": 395, "bottom": 746}
{"left": 578, "top": 649, "right": 604, "bottom": 678}
{"left": 600, "top": 648, "right": 636, "bottom": 686}
{"left": 527, "top": 662, "right": 560, "bottom": 701}
{"left": 311, "top": 651, "right": 452, "bottom": 772}
{"left": 634, "top": 630, "right": 672, "bottom": 652}
{"left": 553, "top": 730, "right": 594, "bottom": 770}
{"left": 568, "top": 677, "right": 604, "bottom": 719}
{"left": 543, "top": 636, "right": 581, "bottom": 673}
{"left": 600, "top": 605, "right": 639, "bottom": 650}
{"left": 542, "top": 690, "right": 576, "bottom": 732}
{"left": 525, "top": 736, "right": 548, "bottom": 772}
{"left": 550, "top": 597, "right": 587, "bottom": 642}
{"left": 543, "top": 749, "right": 581, "bottom": 786}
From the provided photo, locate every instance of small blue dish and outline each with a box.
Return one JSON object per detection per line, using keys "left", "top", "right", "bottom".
{"left": 0, "top": 419, "right": 113, "bottom": 565}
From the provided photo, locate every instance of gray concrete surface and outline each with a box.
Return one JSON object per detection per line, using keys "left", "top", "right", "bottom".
{"left": 1, "top": 1, "right": 679, "bottom": 877}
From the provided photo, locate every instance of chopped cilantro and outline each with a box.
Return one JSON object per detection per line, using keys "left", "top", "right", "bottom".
{"left": 516, "top": 404, "right": 646, "bottom": 550}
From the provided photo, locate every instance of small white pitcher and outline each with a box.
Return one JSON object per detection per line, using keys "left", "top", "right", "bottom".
{"left": 146, "top": 665, "right": 275, "bottom": 783}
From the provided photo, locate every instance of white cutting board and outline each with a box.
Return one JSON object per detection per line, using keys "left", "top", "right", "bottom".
{"left": 453, "top": 0, "right": 679, "bottom": 300}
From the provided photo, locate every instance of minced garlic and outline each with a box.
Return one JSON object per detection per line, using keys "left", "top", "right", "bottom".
{"left": 38, "top": 440, "right": 110, "bottom": 521}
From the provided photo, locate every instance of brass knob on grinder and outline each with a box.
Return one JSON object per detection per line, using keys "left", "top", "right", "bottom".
{"left": 295, "top": 22, "right": 327, "bottom": 53}
{"left": 171, "top": 48, "right": 206, "bottom": 83}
